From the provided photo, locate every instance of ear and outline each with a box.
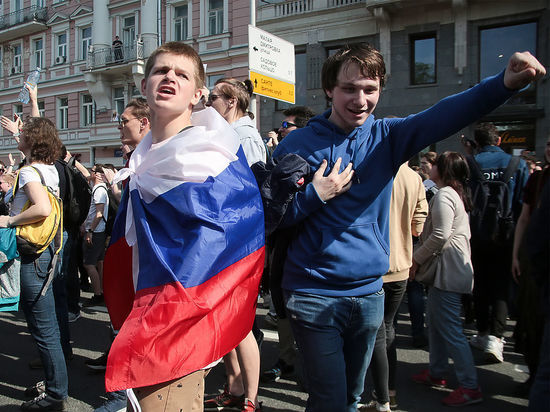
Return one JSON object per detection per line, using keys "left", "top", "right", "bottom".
{"left": 325, "top": 88, "right": 334, "bottom": 100}
{"left": 496, "top": 136, "right": 502, "bottom": 146}
{"left": 190, "top": 87, "right": 203, "bottom": 106}
{"left": 141, "top": 78, "right": 147, "bottom": 96}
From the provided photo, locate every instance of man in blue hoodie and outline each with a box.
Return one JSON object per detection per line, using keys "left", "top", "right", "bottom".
{"left": 271, "top": 43, "right": 545, "bottom": 411}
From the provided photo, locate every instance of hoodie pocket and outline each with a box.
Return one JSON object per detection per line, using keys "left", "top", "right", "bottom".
{"left": 311, "top": 223, "right": 390, "bottom": 282}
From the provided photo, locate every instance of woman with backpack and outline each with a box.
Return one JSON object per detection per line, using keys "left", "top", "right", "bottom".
{"left": 409, "top": 151, "right": 482, "bottom": 407}
{"left": 0, "top": 117, "right": 68, "bottom": 411}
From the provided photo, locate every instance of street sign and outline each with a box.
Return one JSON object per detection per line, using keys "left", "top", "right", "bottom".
{"left": 248, "top": 25, "right": 295, "bottom": 104}
{"left": 250, "top": 71, "right": 295, "bottom": 104}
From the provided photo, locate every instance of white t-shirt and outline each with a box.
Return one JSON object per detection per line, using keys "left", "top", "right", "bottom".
{"left": 85, "top": 183, "right": 109, "bottom": 233}
{"left": 11, "top": 164, "right": 59, "bottom": 217}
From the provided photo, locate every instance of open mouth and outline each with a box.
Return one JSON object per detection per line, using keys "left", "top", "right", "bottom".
{"left": 348, "top": 108, "right": 366, "bottom": 115}
{"left": 158, "top": 86, "right": 175, "bottom": 95}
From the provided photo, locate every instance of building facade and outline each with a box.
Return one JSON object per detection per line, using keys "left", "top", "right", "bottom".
{"left": 0, "top": 0, "right": 251, "bottom": 166}
{"left": 0, "top": 0, "right": 548, "bottom": 166}
{"left": 257, "top": 0, "right": 549, "bottom": 157}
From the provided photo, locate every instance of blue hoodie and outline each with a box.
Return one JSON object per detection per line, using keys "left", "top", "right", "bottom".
{"left": 272, "top": 71, "right": 514, "bottom": 297}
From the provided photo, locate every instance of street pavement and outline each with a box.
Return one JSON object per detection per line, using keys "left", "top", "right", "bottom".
{"left": 0, "top": 292, "right": 531, "bottom": 411}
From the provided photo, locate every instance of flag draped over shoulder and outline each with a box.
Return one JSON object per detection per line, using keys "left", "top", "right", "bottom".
{"left": 103, "top": 107, "right": 265, "bottom": 392}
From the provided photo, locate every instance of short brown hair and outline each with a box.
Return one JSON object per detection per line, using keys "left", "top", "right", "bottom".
{"left": 421, "top": 151, "right": 438, "bottom": 165}
{"left": 144, "top": 42, "right": 205, "bottom": 89}
{"left": 322, "top": 43, "right": 386, "bottom": 100}
{"left": 215, "top": 78, "right": 254, "bottom": 117}
{"left": 0, "top": 173, "right": 14, "bottom": 186}
{"left": 474, "top": 122, "right": 500, "bottom": 147}
{"left": 125, "top": 97, "right": 151, "bottom": 122}
{"left": 21, "top": 117, "right": 62, "bottom": 164}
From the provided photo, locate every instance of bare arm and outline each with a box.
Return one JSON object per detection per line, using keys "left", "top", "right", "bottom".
{"left": 84, "top": 203, "right": 105, "bottom": 245}
{"left": 102, "top": 168, "right": 121, "bottom": 203}
{"left": 28, "top": 83, "right": 40, "bottom": 117}
{"left": 0, "top": 181, "right": 51, "bottom": 228}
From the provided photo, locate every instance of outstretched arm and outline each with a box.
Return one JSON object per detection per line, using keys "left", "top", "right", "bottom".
{"left": 504, "top": 51, "right": 546, "bottom": 90}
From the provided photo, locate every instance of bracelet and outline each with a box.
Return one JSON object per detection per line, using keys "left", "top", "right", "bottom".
{"left": 13, "top": 132, "right": 20, "bottom": 137}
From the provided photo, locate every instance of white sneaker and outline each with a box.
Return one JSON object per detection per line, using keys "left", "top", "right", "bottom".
{"left": 485, "top": 335, "right": 504, "bottom": 363}
{"left": 469, "top": 334, "right": 489, "bottom": 351}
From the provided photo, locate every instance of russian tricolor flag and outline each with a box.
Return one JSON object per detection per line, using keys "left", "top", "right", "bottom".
{"left": 103, "top": 108, "right": 265, "bottom": 392}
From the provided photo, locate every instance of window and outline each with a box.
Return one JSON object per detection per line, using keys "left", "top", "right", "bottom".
{"left": 13, "top": 104, "right": 23, "bottom": 123}
{"left": 174, "top": 5, "right": 189, "bottom": 41}
{"left": 37, "top": 101, "right": 45, "bottom": 117}
{"left": 58, "top": 97, "right": 68, "bottom": 129}
{"left": 113, "top": 87, "right": 125, "bottom": 118}
{"left": 0, "top": 48, "right": 3, "bottom": 78}
{"left": 123, "top": 16, "right": 136, "bottom": 48}
{"left": 81, "top": 27, "right": 92, "bottom": 60}
{"left": 208, "top": 0, "right": 223, "bottom": 35}
{"left": 33, "top": 38, "right": 43, "bottom": 69}
{"left": 480, "top": 22, "right": 536, "bottom": 80}
{"left": 130, "top": 85, "right": 141, "bottom": 98}
{"left": 57, "top": 33, "right": 67, "bottom": 59}
{"left": 207, "top": 74, "right": 224, "bottom": 89}
{"left": 82, "top": 94, "right": 95, "bottom": 126}
{"left": 12, "top": 43, "right": 22, "bottom": 73}
{"left": 410, "top": 34, "right": 436, "bottom": 85}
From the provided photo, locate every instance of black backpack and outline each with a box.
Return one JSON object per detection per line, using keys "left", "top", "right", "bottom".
{"left": 92, "top": 185, "right": 119, "bottom": 237}
{"left": 63, "top": 158, "right": 92, "bottom": 230}
{"left": 467, "top": 155, "right": 520, "bottom": 247}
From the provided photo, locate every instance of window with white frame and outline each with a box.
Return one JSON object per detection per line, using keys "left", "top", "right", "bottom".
{"left": 208, "top": 0, "right": 223, "bottom": 35}
{"left": 37, "top": 101, "right": 45, "bottom": 117}
{"left": 56, "top": 33, "right": 67, "bottom": 60}
{"left": 82, "top": 94, "right": 95, "bottom": 126}
{"left": 12, "top": 43, "right": 22, "bottom": 73}
{"left": 113, "top": 87, "right": 125, "bottom": 118}
{"left": 0, "top": 48, "right": 3, "bottom": 78}
{"left": 207, "top": 74, "right": 224, "bottom": 89}
{"left": 33, "top": 38, "right": 43, "bottom": 69}
{"left": 174, "top": 4, "right": 189, "bottom": 41}
{"left": 58, "top": 97, "right": 68, "bottom": 130}
{"left": 81, "top": 27, "right": 92, "bottom": 60}
{"left": 123, "top": 16, "right": 136, "bottom": 48}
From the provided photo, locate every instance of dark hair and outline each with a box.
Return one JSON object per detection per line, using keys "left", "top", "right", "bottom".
{"left": 59, "top": 144, "right": 67, "bottom": 160}
{"left": 125, "top": 97, "right": 151, "bottom": 122}
{"left": 421, "top": 151, "right": 437, "bottom": 165}
{"left": 322, "top": 43, "right": 386, "bottom": 100}
{"left": 215, "top": 78, "right": 255, "bottom": 119}
{"left": 144, "top": 42, "right": 205, "bottom": 89}
{"left": 435, "top": 151, "right": 473, "bottom": 212}
{"left": 282, "top": 106, "right": 315, "bottom": 128}
{"left": 474, "top": 122, "right": 499, "bottom": 147}
{"left": 21, "top": 117, "right": 62, "bottom": 164}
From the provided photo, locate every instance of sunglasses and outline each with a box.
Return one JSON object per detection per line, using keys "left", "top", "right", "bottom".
{"left": 281, "top": 121, "right": 297, "bottom": 129}
{"left": 118, "top": 117, "right": 138, "bottom": 127}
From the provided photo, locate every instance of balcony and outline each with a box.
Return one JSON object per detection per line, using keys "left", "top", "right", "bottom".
{"left": 0, "top": 6, "right": 48, "bottom": 42}
{"left": 87, "top": 43, "right": 142, "bottom": 70}
{"left": 257, "top": 0, "right": 365, "bottom": 20}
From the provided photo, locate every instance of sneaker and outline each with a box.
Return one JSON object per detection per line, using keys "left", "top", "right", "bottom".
{"left": 204, "top": 385, "right": 244, "bottom": 410}
{"left": 85, "top": 352, "right": 108, "bottom": 371}
{"left": 242, "top": 398, "right": 262, "bottom": 412}
{"left": 357, "top": 400, "right": 391, "bottom": 411}
{"left": 68, "top": 311, "right": 81, "bottom": 323}
{"left": 412, "top": 369, "right": 447, "bottom": 388}
{"left": 469, "top": 334, "right": 489, "bottom": 351}
{"left": 260, "top": 359, "right": 294, "bottom": 383}
{"left": 24, "top": 381, "right": 46, "bottom": 398}
{"left": 442, "top": 386, "right": 483, "bottom": 406}
{"left": 263, "top": 313, "right": 278, "bottom": 329}
{"left": 485, "top": 335, "right": 504, "bottom": 363}
{"left": 372, "top": 390, "right": 397, "bottom": 409}
{"left": 94, "top": 391, "right": 127, "bottom": 412}
{"left": 21, "top": 392, "right": 66, "bottom": 411}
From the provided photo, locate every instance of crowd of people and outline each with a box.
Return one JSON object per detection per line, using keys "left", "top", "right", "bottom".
{"left": 0, "top": 40, "right": 547, "bottom": 412}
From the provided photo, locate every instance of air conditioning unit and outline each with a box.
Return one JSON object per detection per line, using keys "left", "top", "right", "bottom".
{"left": 11, "top": 66, "right": 21, "bottom": 75}
{"left": 55, "top": 55, "right": 66, "bottom": 65}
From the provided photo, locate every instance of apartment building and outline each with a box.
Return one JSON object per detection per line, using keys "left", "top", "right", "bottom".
{"left": 0, "top": 0, "right": 251, "bottom": 166}
{"left": 257, "top": 0, "right": 549, "bottom": 156}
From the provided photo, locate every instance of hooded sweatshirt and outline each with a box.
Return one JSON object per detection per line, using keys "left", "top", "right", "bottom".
{"left": 272, "top": 71, "right": 514, "bottom": 297}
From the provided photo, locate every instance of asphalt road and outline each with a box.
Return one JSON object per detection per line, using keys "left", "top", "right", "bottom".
{"left": 0, "top": 292, "right": 530, "bottom": 411}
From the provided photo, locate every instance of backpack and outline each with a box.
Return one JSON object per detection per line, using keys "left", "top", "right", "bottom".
{"left": 92, "top": 185, "right": 119, "bottom": 237}
{"left": 63, "top": 157, "right": 92, "bottom": 230}
{"left": 467, "top": 155, "right": 520, "bottom": 247}
{"left": 13, "top": 166, "right": 63, "bottom": 256}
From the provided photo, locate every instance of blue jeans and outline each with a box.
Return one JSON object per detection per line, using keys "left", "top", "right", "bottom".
{"left": 427, "top": 287, "right": 477, "bottom": 389}
{"left": 407, "top": 279, "right": 426, "bottom": 338}
{"left": 284, "top": 289, "right": 384, "bottom": 412}
{"left": 53, "top": 230, "right": 71, "bottom": 357}
{"left": 20, "top": 247, "right": 68, "bottom": 400}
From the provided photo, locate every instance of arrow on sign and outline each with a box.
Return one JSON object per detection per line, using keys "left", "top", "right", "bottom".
{"left": 253, "top": 46, "right": 258, "bottom": 52}
{"left": 254, "top": 79, "right": 258, "bottom": 87}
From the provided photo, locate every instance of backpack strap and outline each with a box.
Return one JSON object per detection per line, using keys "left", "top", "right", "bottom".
{"left": 92, "top": 185, "right": 109, "bottom": 223}
{"left": 13, "top": 166, "right": 47, "bottom": 196}
{"left": 466, "top": 155, "right": 485, "bottom": 182}
{"left": 501, "top": 156, "right": 521, "bottom": 183}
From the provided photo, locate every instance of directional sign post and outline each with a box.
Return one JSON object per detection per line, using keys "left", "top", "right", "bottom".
{"left": 248, "top": 25, "right": 295, "bottom": 104}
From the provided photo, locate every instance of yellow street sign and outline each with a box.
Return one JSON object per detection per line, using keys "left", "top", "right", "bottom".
{"left": 250, "top": 71, "right": 295, "bottom": 104}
